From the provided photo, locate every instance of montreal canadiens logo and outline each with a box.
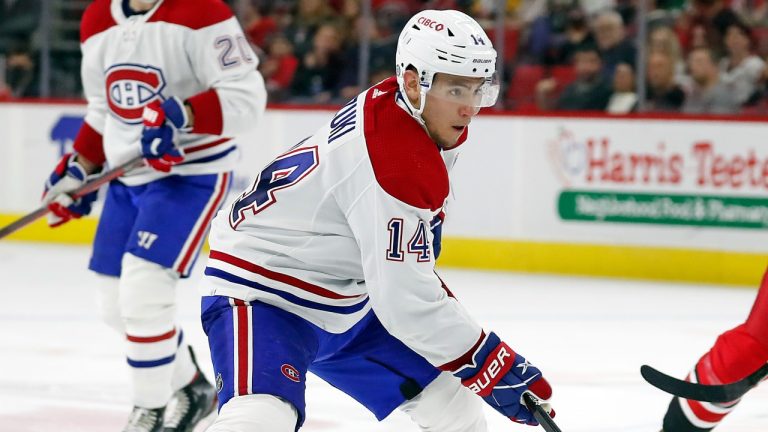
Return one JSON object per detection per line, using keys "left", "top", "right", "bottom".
{"left": 281, "top": 364, "right": 301, "bottom": 383}
{"left": 105, "top": 64, "right": 166, "bottom": 124}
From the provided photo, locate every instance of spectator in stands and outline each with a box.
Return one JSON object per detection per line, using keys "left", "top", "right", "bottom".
{"left": 0, "top": 0, "right": 40, "bottom": 55}
{"left": 472, "top": 0, "right": 534, "bottom": 21}
{"left": 260, "top": 34, "right": 300, "bottom": 102}
{"left": 683, "top": 47, "right": 740, "bottom": 113}
{"left": 336, "top": 4, "right": 400, "bottom": 101}
{"left": 244, "top": 3, "right": 278, "bottom": 49}
{"left": 508, "top": 0, "right": 563, "bottom": 25}
{"left": 545, "top": 8, "right": 595, "bottom": 65}
{"left": 690, "top": 0, "right": 741, "bottom": 55}
{"left": 284, "top": 0, "right": 338, "bottom": 56}
{"left": 748, "top": 63, "right": 768, "bottom": 113}
{"left": 646, "top": 50, "right": 686, "bottom": 111}
{"left": 340, "top": 0, "right": 361, "bottom": 21}
{"left": 583, "top": 0, "right": 617, "bottom": 16}
{"left": 614, "top": 0, "right": 637, "bottom": 29}
{"left": 370, "top": 1, "right": 411, "bottom": 43}
{"left": 648, "top": 25, "right": 686, "bottom": 83}
{"left": 720, "top": 21, "right": 766, "bottom": 105}
{"left": 731, "top": 0, "right": 768, "bottom": 26}
{"left": 592, "top": 10, "right": 637, "bottom": 78}
{"left": 290, "top": 23, "right": 345, "bottom": 103}
{"left": 4, "top": 41, "right": 36, "bottom": 98}
{"left": 686, "top": 21, "right": 719, "bottom": 53}
{"left": 606, "top": 62, "right": 638, "bottom": 113}
{"left": 0, "top": 0, "right": 39, "bottom": 98}
{"left": 536, "top": 44, "right": 612, "bottom": 111}
{"left": 334, "top": 18, "right": 374, "bottom": 101}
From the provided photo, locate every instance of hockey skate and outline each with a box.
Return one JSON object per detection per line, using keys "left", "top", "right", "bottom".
{"left": 163, "top": 347, "right": 217, "bottom": 432}
{"left": 123, "top": 406, "right": 165, "bottom": 432}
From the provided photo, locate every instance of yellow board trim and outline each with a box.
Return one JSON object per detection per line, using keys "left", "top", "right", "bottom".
{"left": 439, "top": 238, "right": 767, "bottom": 287}
{"left": 2, "top": 214, "right": 765, "bottom": 286}
{"left": 0, "top": 214, "right": 98, "bottom": 244}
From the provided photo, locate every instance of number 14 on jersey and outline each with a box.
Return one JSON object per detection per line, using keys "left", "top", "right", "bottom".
{"left": 386, "top": 218, "right": 431, "bottom": 262}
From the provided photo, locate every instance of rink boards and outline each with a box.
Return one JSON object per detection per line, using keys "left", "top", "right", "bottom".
{"left": 1, "top": 102, "right": 766, "bottom": 285}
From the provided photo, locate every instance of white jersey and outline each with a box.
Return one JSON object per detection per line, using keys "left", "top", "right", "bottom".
{"left": 200, "top": 77, "right": 483, "bottom": 368}
{"left": 75, "top": 0, "right": 266, "bottom": 185}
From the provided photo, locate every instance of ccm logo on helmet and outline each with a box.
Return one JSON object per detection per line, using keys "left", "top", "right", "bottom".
{"left": 281, "top": 364, "right": 301, "bottom": 383}
{"left": 417, "top": 16, "right": 444, "bottom": 31}
{"left": 466, "top": 345, "right": 513, "bottom": 395}
{"left": 105, "top": 64, "right": 166, "bottom": 124}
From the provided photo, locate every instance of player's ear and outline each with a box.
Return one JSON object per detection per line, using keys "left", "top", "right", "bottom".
{"left": 403, "top": 68, "right": 422, "bottom": 109}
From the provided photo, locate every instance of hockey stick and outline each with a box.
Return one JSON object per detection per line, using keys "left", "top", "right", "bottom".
{"left": 640, "top": 363, "right": 768, "bottom": 403}
{"left": 523, "top": 392, "right": 562, "bottom": 432}
{"left": 0, "top": 155, "right": 145, "bottom": 240}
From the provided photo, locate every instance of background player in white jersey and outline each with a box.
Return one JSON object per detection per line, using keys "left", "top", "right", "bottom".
{"left": 659, "top": 265, "right": 768, "bottom": 432}
{"left": 199, "top": 9, "right": 554, "bottom": 431}
{"left": 40, "top": 0, "right": 266, "bottom": 430}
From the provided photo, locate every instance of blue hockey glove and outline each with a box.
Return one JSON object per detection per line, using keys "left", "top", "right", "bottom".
{"left": 449, "top": 332, "right": 554, "bottom": 425}
{"left": 42, "top": 153, "right": 100, "bottom": 227}
{"left": 140, "top": 97, "right": 188, "bottom": 173}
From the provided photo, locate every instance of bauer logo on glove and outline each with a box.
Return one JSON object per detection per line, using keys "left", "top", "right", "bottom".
{"left": 463, "top": 343, "right": 514, "bottom": 395}
{"left": 447, "top": 331, "right": 554, "bottom": 426}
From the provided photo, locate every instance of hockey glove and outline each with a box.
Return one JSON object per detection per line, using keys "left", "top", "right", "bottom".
{"left": 449, "top": 332, "right": 554, "bottom": 425}
{"left": 42, "top": 153, "right": 100, "bottom": 227}
{"left": 140, "top": 97, "right": 188, "bottom": 173}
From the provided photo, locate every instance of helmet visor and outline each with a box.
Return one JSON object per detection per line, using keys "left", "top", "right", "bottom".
{"left": 427, "top": 72, "right": 500, "bottom": 111}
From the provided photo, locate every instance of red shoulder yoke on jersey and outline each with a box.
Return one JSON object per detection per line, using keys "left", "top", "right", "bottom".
{"left": 148, "top": 0, "right": 233, "bottom": 29}
{"left": 363, "top": 77, "right": 449, "bottom": 211}
{"left": 80, "top": 0, "right": 116, "bottom": 43}
{"left": 80, "top": 0, "right": 234, "bottom": 44}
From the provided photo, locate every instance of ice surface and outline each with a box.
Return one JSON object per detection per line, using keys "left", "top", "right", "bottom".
{"left": 0, "top": 242, "right": 765, "bottom": 431}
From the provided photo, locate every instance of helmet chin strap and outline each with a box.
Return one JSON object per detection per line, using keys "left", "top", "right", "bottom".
{"left": 398, "top": 84, "right": 443, "bottom": 146}
{"left": 399, "top": 82, "right": 429, "bottom": 127}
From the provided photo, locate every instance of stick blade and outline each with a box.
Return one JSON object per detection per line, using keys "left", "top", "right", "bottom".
{"left": 641, "top": 363, "right": 768, "bottom": 403}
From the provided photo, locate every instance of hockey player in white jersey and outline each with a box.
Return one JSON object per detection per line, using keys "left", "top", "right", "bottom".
{"left": 200, "top": 9, "right": 555, "bottom": 432}
{"left": 40, "top": 0, "right": 266, "bottom": 431}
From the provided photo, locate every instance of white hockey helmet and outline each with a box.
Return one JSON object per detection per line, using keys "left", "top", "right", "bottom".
{"left": 395, "top": 10, "right": 499, "bottom": 123}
